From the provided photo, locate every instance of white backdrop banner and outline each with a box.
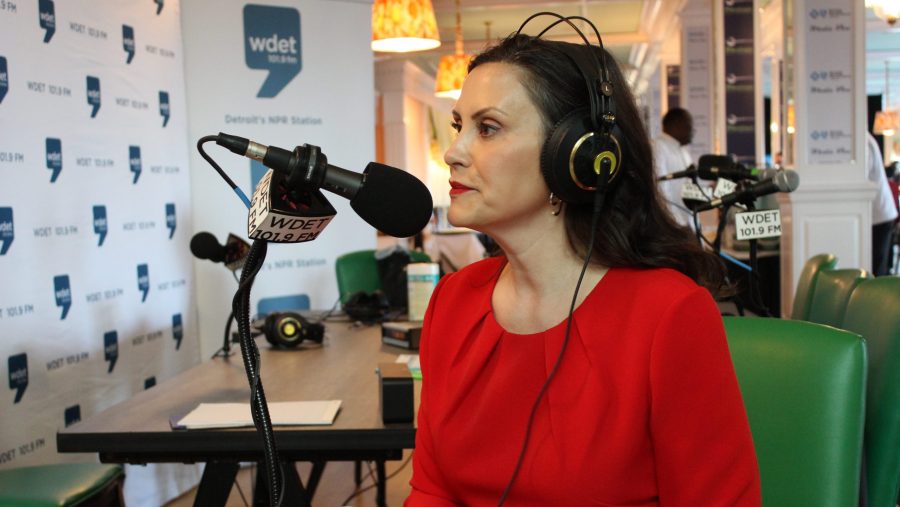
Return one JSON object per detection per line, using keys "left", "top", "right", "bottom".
{"left": 182, "top": 0, "right": 377, "bottom": 358}
{"left": 0, "top": 0, "right": 200, "bottom": 502}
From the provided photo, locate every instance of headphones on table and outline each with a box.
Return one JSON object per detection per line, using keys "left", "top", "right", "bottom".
{"left": 261, "top": 312, "right": 324, "bottom": 348}
{"left": 522, "top": 12, "right": 625, "bottom": 205}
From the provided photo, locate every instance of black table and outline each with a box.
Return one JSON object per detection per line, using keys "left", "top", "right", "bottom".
{"left": 57, "top": 319, "right": 417, "bottom": 506}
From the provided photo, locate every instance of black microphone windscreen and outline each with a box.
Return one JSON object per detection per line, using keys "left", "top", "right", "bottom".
{"left": 351, "top": 163, "right": 433, "bottom": 238}
{"left": 773, "top": 170, "right": 800, "bottom": 192}
{"left": 190, "top": 232, "right": 226, "bottom": 262}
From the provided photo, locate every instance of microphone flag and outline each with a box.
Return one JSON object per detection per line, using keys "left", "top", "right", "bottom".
{"left": 247, "top": 168, "right": 335, "bottom": 243}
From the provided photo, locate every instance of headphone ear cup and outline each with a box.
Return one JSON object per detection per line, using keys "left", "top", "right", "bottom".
{"left": 540, "top": 108, "right": 623, "bottom": 204}
{"left": 262, "top": 312, "right": 323, "bottom": 348}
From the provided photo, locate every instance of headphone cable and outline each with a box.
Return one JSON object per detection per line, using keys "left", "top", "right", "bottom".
{"left": 496, "top": 184, "right": 606, "bottom": 506}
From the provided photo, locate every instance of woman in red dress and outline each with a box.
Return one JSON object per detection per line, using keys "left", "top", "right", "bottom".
{"left": 406, "top": 15, "right": 761, "bottom": 507}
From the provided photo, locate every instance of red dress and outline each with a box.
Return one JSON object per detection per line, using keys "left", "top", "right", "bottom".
{"left": 406, "top": 257, "right": 760, "bottom": 506}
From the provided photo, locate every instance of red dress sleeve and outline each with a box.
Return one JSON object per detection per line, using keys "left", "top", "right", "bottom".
{"left": 405, "top": 275, "right": 459, "bottom": 507}
{"left": 649, "top": 286, "right": 761, "bottom": 506}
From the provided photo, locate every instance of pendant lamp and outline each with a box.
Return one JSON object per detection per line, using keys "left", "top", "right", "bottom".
{"left": 868, "top": 0, "right": 900, "bottom": 26}
{"left": 874, "top": 61, "right": 900, "bottom": 136}
{"left": 434, "top": 0, "right": 474, "bottom": 99}
{"left": 372, "top": 0, "right": 441, "bottom": 53}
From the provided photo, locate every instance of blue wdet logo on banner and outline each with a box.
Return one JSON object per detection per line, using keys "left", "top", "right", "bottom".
{"left": 64, "top": 405, "right": 81, "bottom": 427}
{"left": 103, "top": 331, "right": 118, "bottom": 373}
{"left": 92, "top": 205, "right": 107, "bottom": 246}
{"left": 39, "top": 0, "right": 55, "bottom": 43}
{"left": 0, "top": 56, "right": 8, "bottom": 104}
{"left": 46, "top": 137, "right": 62, "bottom": 183}
{"left": 86, "top": 76, "right": 101, "bottom": 117}
{"left": 159, "top": 91, "right": 169, "bottom": 127}
{"left": 8, "top": 353, "right": 27, "bottom": 404}
{"left": 172, "top": 313, "right": 183, "bottom": 350}
{"left": 0, "top": 207, "right": 13, "bottom": 255}
{"left": 154, "top": 0, "right": 163, "bottom": 15}
{"left": 122, "top": 25, "right": 135, "bottom": 64}
{"left": 129, "top": 145, "right": 141, "bottom": 184}
{"left": 137, "top": 263, "right": 149, "bottom": 302}
{"left": 165, "top": 203, "right": 176, "bottom": 239}
{"left": 243, "top": 4, "right": 301, "bottom": 98}
{"left": 250, "top": 159, "right": 267, "bottom": 191}
{"left": 54, "top": 274, "right": 71, "bottom": 319}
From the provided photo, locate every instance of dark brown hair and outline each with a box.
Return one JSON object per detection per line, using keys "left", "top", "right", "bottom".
{"left": 469, "top": 34, "right": 729, "bottom": 296}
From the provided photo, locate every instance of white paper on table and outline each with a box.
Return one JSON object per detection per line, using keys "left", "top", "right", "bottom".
{"left": 175, "top": 400, "right": 342, "bottom": 429}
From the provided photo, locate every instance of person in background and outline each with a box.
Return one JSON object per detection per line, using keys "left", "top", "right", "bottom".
{"left": 866, "top": 131, "right": 898, "bottom": 276}
{"left": 652, "top": 107, "right": 696, "bottom": 227}
{"left": 405, "top": 22, "right": 760, "bottom": 507}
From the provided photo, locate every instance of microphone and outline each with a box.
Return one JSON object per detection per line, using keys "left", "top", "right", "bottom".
{"left": 190, "top": 231, "right": 251, "bottom": 271}
{"left": 694, "top": 170, "right": 800, "bottom": 211}
{"left": 215, "top": 133, "right": 433, "bottom": 238}
{"left": 697, "top": 154, "right": 759, "bottom": 182}
{"left": 657, "top": 164, "right": 697, "bottom": 181}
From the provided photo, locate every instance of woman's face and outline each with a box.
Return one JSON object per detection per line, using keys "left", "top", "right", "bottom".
{"left": 444, "top": 62, "right": 550, "bottom": 235}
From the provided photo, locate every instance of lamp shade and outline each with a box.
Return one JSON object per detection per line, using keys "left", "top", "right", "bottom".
{"left": 873, "top": 110, "right": 900, "bottom": 136}
{"left": 435, "top": 54, "right": 473, "bottom": 99}
{"left": 372, "top": 0, "right": 441, "bottom": 53}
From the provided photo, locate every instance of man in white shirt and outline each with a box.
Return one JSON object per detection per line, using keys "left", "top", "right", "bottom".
{"left": 653, "top": 108, "right": 695, "bottom": 227}
{"left": 866, "top": 131, "right": 899, "bottom": 275}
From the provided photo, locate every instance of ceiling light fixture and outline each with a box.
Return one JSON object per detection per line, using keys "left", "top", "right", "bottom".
{"left": 372, "top": 0, "right": 441, "bottom": 53}
{"left": 434, "top": 0, "right": 473, "bottom": 99}
{"left": 868, "top": 0, "right": 900, "bottom": 26}
{"left": 874, "top": 60, "right": 900, "bottom": 136}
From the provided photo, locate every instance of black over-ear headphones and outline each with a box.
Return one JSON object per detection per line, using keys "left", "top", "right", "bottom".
{"left": 517, "top": 12, "right": 624, "bottom": 205}
{"left": 262, "top": 312, "right": 324, "bottom": 348}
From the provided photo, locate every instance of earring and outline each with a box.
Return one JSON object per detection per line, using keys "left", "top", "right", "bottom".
{"left": 549, "top": 192, "right": 562, "bottom": 216}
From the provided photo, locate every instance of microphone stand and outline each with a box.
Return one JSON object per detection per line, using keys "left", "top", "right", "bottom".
{"left": 735, "top": 198, "right": 773, "bottom": 317}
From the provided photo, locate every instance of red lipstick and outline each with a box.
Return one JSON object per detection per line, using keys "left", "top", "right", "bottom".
{"left": 449, "top": 180, "right": 473, "bottom": 197}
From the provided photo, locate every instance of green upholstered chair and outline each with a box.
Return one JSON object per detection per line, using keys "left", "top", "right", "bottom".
{"left": 334, "top": 249, "right": 431, "bottom": 305}
{"left": 841, "top": 276, "right": 900, "bottom": 507}
{"left": 806, "top": 268, "right": 870, "bottom": 328}
{"left": 790, "top": 253, "right": 838, "bottom": 320}
{"left": 0, "top": 463, "right": 124, "bottom": 507}
{"left": 723, "top": 317, "right": 867, "bottom": 507}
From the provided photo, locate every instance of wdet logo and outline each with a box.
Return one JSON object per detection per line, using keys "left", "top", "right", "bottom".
{"left": 129, "top": 145, "right": 141, "bottom": 184}
{"left": 122, "top": 25, "right": 135, "bottom": 64}
{"left": 0, "top": 207, "right": 13, "bottom": 255}
{"left": 165, "top": 203, "right": 176, "bottom": 239}
{"left": 46, "top": 137, "right": 62, "bottom": 183}
{"left": 92, "top": 205, "right": 107, "bottom": 246}
{"left": 137, "top": 263, "right": 149, "bottom": 302}
{"left": 53, "top": 274, "right": 71, "bottom": 320}
{"left": 158, "top": 91, "right": 169, "bottom": 127}
{"left": 243, "top": 4, "right": 301, "bottom": 98}
{"left": 8, "top": 353, "right": 27, "bottom": 404}
{"left": 64, "top": 404, "right": 81, "bottom": 427}
{"left": 86, "top": 76, "right": 101, "bottom": 118}
{"left": 103, "top": 331, "right": 118, "bottom": 373}
{"left": 172, "top": 313, "right": 183, "bottom": 350}
{"left": 153, "top": 0, "right": 163, "bottom": 15}
{"left": 39, "top": 0, "right": 55, "bottom": 43}
{"left": 0, "top": 56, "right": 8, "bottom": 104}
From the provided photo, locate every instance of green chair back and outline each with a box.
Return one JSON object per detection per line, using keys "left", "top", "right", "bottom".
{"left": 791, "top": 253, "right": 837, "bottom": 320}
{"left": 723, "top": 317, "right": 866, "bottom": 507}
{"left": 841, "top": 276, "right": 900, "bottom": 507}
{"left": 806, "top": 268, "right": 869, "bottom": 327}
{"left": 0, "top": 463, "right": 124, "bottom": 506}
{"left": 335, "top": 249, "right": 432, "bottom": 304}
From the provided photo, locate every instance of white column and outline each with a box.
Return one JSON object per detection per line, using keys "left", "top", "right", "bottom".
{"left": 778, "top": 0, "right": 873, "bottom": 316}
